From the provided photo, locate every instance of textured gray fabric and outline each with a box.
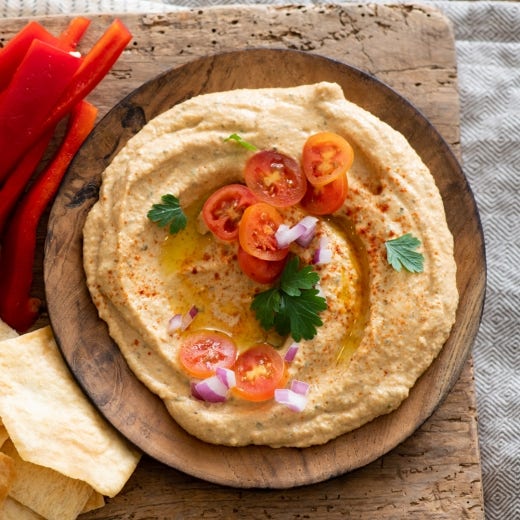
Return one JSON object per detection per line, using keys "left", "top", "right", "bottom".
{"left": 2, "top": 1, "right": 518, "bottom": 518}
{"left": 434, "top": 3, "right": 520, "bottom": 519}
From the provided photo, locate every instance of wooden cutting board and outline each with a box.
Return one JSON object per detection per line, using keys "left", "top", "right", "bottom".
{"left": 3, "top": 3, "right": 484, "bottom": 517}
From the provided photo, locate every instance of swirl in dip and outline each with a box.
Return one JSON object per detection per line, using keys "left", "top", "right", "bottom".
{"left": 83, "top": 82, "right": 458, "bottom": 448}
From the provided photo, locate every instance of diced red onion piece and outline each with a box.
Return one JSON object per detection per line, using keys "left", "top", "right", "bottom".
{"left": 182, "top": 305, "right": 198, "bottom": 329}
{"left": 216, "top": 367, "right": 236, "bottom": 389}
{"left": 313, "top": 236, "right": 332, "bottom": 264}
{"left": 168, "top": 314, "right": 183, "bottom": 332}
{"left": 284, "top": 342, "right": 300, "bottom": 362}
{"left": 290, "top": 379, "right": 310, "bottom": 396}
{"left": 190, "top": 381, "right": 203, "bottom": 400}
{"left": 275, "top": 223, "right": 305, "bottom": 248}
{"left": 168, "top": 306, "right": 199, "bottom": 332}
{"left": 193, "top": 375, "right": 228, "bottom": 402}
{"left": 295, "top": 216, "right": 318, "bottom": 247}
{"left": 276, "top": 217, "right": 319, "bottom": 249}
{"left": 274, "top": 388, "right": 308, "bottom": 412}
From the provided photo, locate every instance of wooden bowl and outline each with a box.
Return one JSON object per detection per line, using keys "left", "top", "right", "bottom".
{"left": 44, "top": 49, "right": 486, "bottom": 489}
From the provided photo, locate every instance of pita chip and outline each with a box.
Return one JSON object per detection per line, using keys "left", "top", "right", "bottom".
{"left": 0, "top": 326, "right": 140, "bottom": 497}
{"left": 1, "top": 496, "right": 44, "bottom": 519}
{"left": 0, "top": 451, "right": 15, "bottom": 506}
{"left": 81, "top": 489, "right": 105, "bottom": 514}
{"left": 1, "top": 440, "right": 92, "bottom": 520}
{"left": 0, "top": 319, "right": 17, "bottom": 341}
{"left": 0, "top": 419, "right": 9, "bottom": 448}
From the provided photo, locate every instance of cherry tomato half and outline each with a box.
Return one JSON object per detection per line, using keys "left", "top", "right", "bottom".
{"left": 299, "top": 173, "right": 348, "bottom": 216}
{"left": 233, "top": 343, "right": 286, "bottom": 402}
{"left": 238, "top": 202, "right": 289, "bottom": 261}
{"left": 302, "top": 132, "right": 354, "bottom": 187}
{"left": 244, "top": 150, "right": 307, "bottom": 207}
{"left": 202, "top": 184, "right": 258, "bottom": 241}
{"left": 237, "top": 245, "right": 287, "bottom": 284}
{"left": 179, "top": 331, "right": 237, "bottom": 379}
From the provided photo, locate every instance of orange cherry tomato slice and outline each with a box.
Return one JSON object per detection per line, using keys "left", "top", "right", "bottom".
{"left": 237, "top": 245, "right": 287, "bottom": 284}
{"left": 202, "top": 184, "right": 258, "bottom": 241}
{"left": 244, "top": 150, "right": 307, "bottom": 207}
{"left": 238, "top": 202, "right": 289, "bottom": 261}
{"left": 302, "top": 132, "right": 354, "bottom": 187}
{"left": 233, "top": 343, "right": 286, "bottom": 402}
{"left": 179, "top": 331, "right": 237, "bottom": 379}
{"left": 299, "top": 173, "right": 348, "bottom": 216}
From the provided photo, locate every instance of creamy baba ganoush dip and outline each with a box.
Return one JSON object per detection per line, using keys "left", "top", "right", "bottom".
{"left": 83, "top": 82, "right": 458, "bottom": 448}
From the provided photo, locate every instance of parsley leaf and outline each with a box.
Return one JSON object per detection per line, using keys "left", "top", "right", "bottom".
{"left": 279, "top": 258, "right": 320, "bottom": 296}
{"left": 224, "top": 133, "right": 258, "bottom": 151}
{"left": 385, "top": 233, "right": 424, "bottom": 273}
{"left": 276, "top": 289, "right": 327, "bottom": 341}
{"left": 147, "top": 194, "right": 187, "bottom": 235}
{"left": 250, "top": 288, "right": 281, "bottom": 331}
{"left": 251, "top": 257, "right": 327, "bottom": 341}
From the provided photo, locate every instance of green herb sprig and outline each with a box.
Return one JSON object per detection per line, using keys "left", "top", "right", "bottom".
{"left": 147, "top": 194, "right": 187, "bottom": 235}
{"left": 385, "top": 233, "right": 424, "bottom": 273}
{"left": 224, "top": 133, "right": 258, "bottom": 151}
{"left": 251, "top": 257, "right": 327, "bottom": 342}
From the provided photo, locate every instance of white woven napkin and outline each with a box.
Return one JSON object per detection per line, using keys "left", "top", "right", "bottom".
{"left": 1, "top": 1, "right": 518, "bottom": 518}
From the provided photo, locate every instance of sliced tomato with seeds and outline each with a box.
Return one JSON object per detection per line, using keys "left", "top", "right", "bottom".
{"left": 233, "top": 343, "right": 286, "bottom": 402}
{"left": 238, "top": 202, "right": 289, "bottom": 261}
{"left": 202, "top": 184, "right": 257, "bottom": 241}
{"left": 237, "top": 245, "right": 287, "bottom": 284}
{"left": 299, "top": 173, "right": 348, "bottom": 216}
{"left": 179, "top": 331, "right": 237, "bottom": 379}
{"left": 244, "top": 150, "right": 307, "bottom": 207}
{"left": 302, "top": 132, "right": 354, "bottom": 187}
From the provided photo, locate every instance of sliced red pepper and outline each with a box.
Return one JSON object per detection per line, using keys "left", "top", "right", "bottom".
{"left": 0, "top": 39, "right": 82, "bottom": 184}
{"left": 57, "top": 16, "right": 91, "bottom": 51}
{"left": 0, "top": 19, "right": 132, "bottom": 181}
{"left": 50, "top": 18, "right": 132, "bottom": 131}
{"left": 0, "top": 130, "right": 54, "bottom": 237}
{"left": 0, "top": 100, "right": 98, "bottom": 332}
{"left": 0, "top": 17, "right": 90, "bottom": 235}
{"left": 0, "top": 17, "right": 89, "bottom": 94}
{"left": 0, "top": 21, "right": 62, "bottom": 93}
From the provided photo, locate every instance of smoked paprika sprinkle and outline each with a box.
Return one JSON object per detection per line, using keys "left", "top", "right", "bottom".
{"left": 147, "top": 130, "right": 357, "bottom": 407}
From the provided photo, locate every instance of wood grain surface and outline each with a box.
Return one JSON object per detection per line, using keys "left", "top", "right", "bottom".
{"left": 3, "top": 3, "right": 485, "bottom": 517}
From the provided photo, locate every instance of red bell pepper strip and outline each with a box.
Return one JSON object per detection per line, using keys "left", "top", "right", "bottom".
{"left": 0, "top": 100, "right": 98, "bottom": 332}
{"left": 0, "top": 19, "right": 131, "bottom": 182}
{"left": 0, "top": 17, "right": 89, "bottom": 94}
{"left": 0, "top": 130, "right": 54, "bottom": 237}
{"left": 57, "top": 16, "right": 91, "bottom": 51}
{"left": 0, "top": 17, "right": 90, "bottom": 235}
{"left": 0, "top": 21, "right": 62, "bottom": 93}
{"left": 0, "top": 39, "right": 82, "bottom": 184}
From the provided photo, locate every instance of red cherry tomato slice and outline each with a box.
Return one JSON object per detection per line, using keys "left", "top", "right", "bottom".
{"left": 202, "top": 184, "right": 258, "bottom": 241}
{"left": 299, "top": 173, "right": 348, "bottom": 216}
{"left": 179, "top": 331, "right": 237, "bottom": 379}
{"left": 302, "top": 132, "right": 354, "bottom": 187}
{"left": 244, "top": 150, "right": 307, "bottom": 207}
{"left": 238, "top": 202, "right": 289, "bottom": 261}
{"left": 233, "top": 343, "right": 286, "bottom": 402}
{"left": 237, "top": 245, "right": 287, "bottom": 284}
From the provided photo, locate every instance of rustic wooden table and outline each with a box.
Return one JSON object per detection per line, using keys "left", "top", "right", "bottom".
{"left": 4, "top": 3, "right": 484, "bottom": 517}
